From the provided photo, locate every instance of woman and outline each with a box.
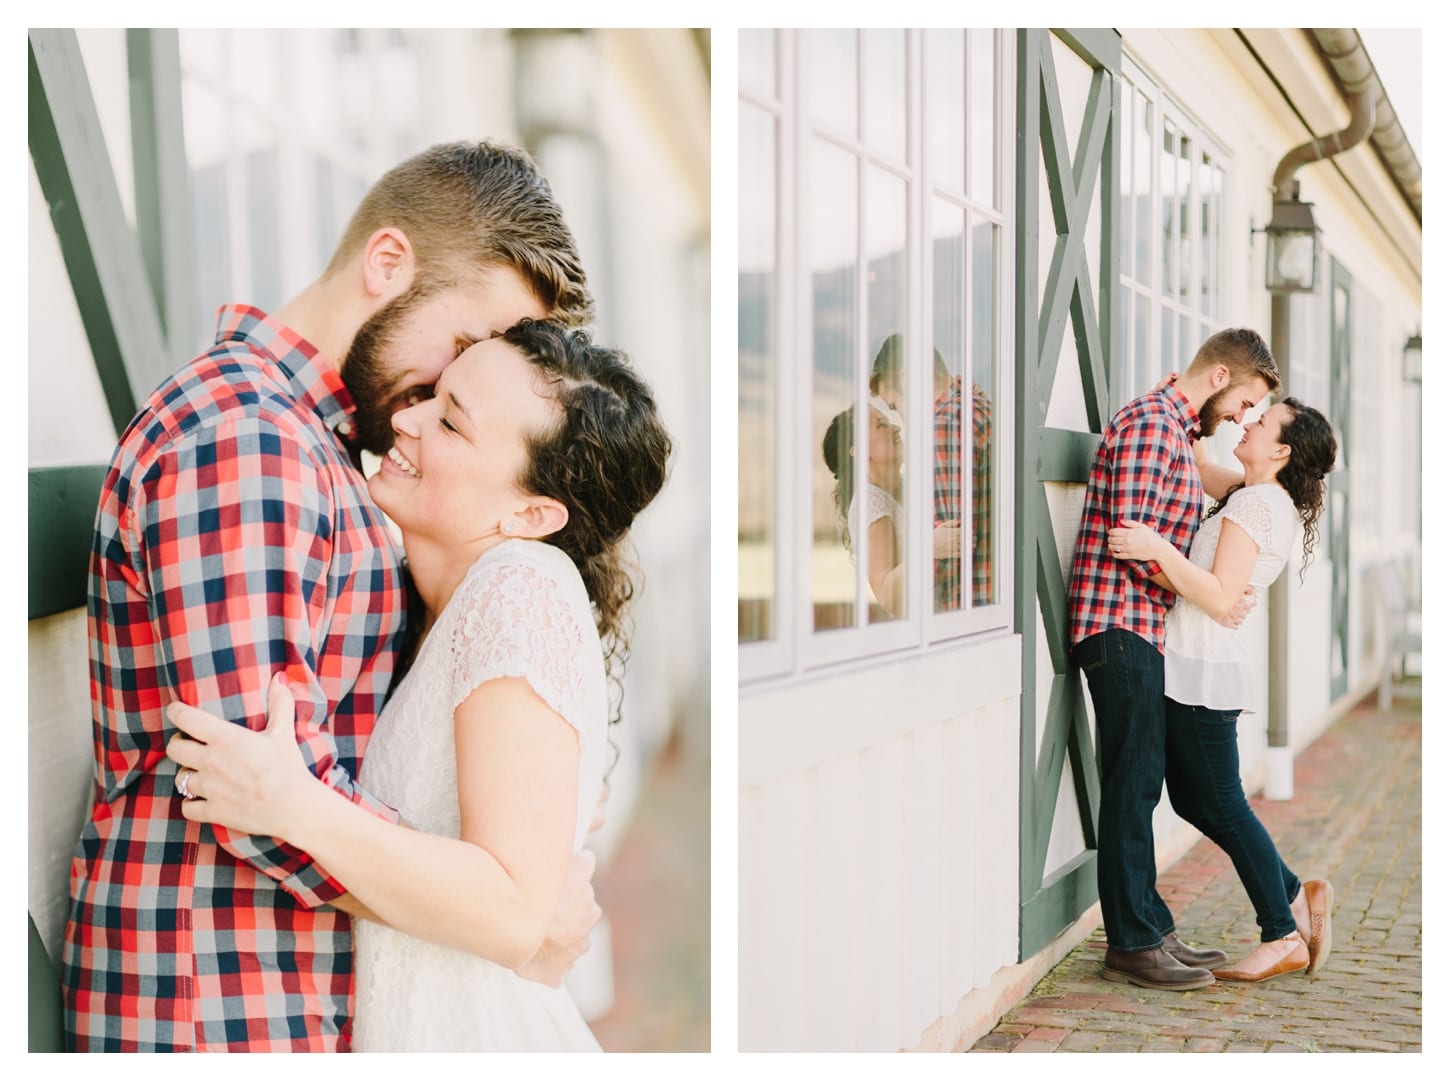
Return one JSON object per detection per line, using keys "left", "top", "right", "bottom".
{"left": 822, "top": 398, "right": 906, "bottom": 615}
{"left": 164, "top": 320, "right": 670, "bottom": 1049}
{"left": 1108, "top": 395, "right": 1338, "bottom": 983}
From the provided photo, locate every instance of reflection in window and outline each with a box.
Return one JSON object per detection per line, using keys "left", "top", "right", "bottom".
{"left": 739, "top": 102, "right": 777, "bottom": 644}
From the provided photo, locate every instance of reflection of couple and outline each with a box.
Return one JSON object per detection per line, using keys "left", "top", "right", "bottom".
{"left": 1067, "top": 328, "right": 1338, "bottom": 990}
{"left": 62, "top": 142, "right": 671, "bottom": 1051}
{"left": 821, "top": 334, "right": 991, "bottom": 617}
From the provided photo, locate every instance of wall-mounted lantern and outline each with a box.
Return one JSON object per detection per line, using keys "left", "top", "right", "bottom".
{"left": 1403, "top": 332, "right": 1422, "bottom": 384}
{"left": 1263, "top": 196, "right": 1321, "bottom": 294}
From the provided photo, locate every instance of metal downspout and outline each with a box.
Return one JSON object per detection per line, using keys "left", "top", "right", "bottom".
{"left": 1265, "top": 34, "right": 1375, "bottom": 799}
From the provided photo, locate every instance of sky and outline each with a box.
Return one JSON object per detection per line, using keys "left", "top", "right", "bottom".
{"left": 1357, "top": 28, "right": 1422, "bottom": 161}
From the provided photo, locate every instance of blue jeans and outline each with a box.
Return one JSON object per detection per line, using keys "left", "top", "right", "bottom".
{"left": 1072, "top": 630, "right": 1176, "bottom": 952}
{"left": 1163, "top": 698, "right": 1300, "bottom": 941}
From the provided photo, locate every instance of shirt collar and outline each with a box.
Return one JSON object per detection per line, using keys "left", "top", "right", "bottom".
{"left": 1160, "top": 381, "right": 1203, "bottom": 441}
{"left": 213, "top": 304, "right": 356, "bottom": 435}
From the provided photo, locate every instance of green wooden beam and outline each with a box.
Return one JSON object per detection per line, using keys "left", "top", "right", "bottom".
{"left": 1014, "top": 29, "right": 1045, "bottom": 934}
{"left": 29, "top": 29, "right": 167, "bottom": 435}
{"left": 1021, "top": 849, "right": 1097, "bottom": 959}
{"left": 29, "top": 912, "right": 65, "bottom": 1051}
{"left": 1066, "top": 688, "right": 1100, "bottom": 847}
{"left": 1055, "top": 28, "right": 1122, "bottom": 72}
{"left": 29, "top": 465, "right": 106, "bottom": 620}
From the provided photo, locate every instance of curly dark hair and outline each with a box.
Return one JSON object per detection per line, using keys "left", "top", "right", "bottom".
{"left": 1205, "top": 397, "right": 1337, "bottom": 579}
{"left": 822, "top": 406, "right": 858, "bottom": 554}
{"left": 501, "top": 320, "right": 672, "bottom": 727}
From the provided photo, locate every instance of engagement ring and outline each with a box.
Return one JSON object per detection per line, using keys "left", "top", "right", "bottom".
{"left": 175, "top": 768, "right": 197, "bottom": 801}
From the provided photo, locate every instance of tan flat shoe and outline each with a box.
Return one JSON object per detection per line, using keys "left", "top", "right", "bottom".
{"left": 1212, "top": 932, "right": 1309, "bottom": 983}
{"left": 1291, "top": 879, "right": 1334, "bottom": 973}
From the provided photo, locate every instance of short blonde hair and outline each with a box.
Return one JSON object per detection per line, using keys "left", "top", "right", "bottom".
{"left": 325, "top": 140, "right": 593, "bottom": 325}
{"left": 1185, "top": 327, "right": 1281, "bottom": 392}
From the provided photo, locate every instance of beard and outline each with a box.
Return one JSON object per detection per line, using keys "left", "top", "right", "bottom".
{"left": 1197, "top": 385, "right": 1231, "bottom": 437}
{"left": 339, "top": 285, "right": 428, "bottom": 455}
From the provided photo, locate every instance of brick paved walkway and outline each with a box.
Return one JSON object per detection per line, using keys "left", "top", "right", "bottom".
{"left": 971, "top": 689, "right": 1422, "bottom": 1053}
{"left": 589, "top": 737, "right": 711, "bottom": 1051}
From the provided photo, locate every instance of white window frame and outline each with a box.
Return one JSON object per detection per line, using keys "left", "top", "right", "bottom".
{"left": 739, "top": 29, "right": 1016, "bottom": 686}
{"left": 1118, "top": 54, "right": 1233, "bottom": 404}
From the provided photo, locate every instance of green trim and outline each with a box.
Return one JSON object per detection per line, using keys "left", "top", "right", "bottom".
{"left": 29, "top": 465, "right": 106, "bottom": 621}
{"left": 29, "top": 29, "right": 167, "bottom": 435}
{"left": 1017, "top": 27, "right": 1120, "bottom": 963}
{"left": 1037, "top": 428, "right": 1100, "bottom": 482}
{"left": 29, "top": 913, "right": 65, "bottom": 1052}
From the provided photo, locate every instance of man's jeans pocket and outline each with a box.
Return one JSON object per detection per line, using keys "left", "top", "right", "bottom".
{"left": 1072, "top": 634, "right": 1109, "bottom": 673}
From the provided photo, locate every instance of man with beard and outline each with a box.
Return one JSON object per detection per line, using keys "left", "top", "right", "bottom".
{"left": 63, "top": 141, "right": 598, "bottom": 1051}
{"left": 1065, "top": 327, "right": 1279, "bottom": 991}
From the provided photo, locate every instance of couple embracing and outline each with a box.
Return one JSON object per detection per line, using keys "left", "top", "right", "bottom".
{"left": 62, "top": 141, "right": 671, "bottom": 1051}
{"left": 1067, "top": 328, "right": 1337, "bottom": 990}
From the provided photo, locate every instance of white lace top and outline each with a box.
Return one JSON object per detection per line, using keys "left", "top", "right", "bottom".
{"left": 1164, "top": 483, "right": 1300, "bottom": 711}
{"left": 351, "top": 539, "right": 606, "bottom": 1051}
{"left": 847, "top": 483, "right": 905, "bottom": 558}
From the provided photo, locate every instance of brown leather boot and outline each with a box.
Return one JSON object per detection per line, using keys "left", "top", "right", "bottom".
{"left": 1162, "top": 931, "right": 1227, "bottom": 969}
{"left": 1103, "top": 945, "right": 1214, "bottom": 990}
{"left": 1212, "top": 931, "right": 1309, "bottom": 982}
{"left": 1291, "top": 879, "right": 1334, "bottom": 973}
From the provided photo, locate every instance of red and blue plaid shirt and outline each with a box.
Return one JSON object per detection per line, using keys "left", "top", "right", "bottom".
{"left": 1067, "top": 384, "right": 1203, "bottom": 652}
{"left": 63, "top": 306, "right": 406, "bottom": 1051}
{"left": 933, "top": 379, "right": 995, "bottom": 610}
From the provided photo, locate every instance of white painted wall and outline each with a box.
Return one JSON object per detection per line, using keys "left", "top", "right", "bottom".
{"left": 740, "top": 634, "right": 1021, "bottom": 1050}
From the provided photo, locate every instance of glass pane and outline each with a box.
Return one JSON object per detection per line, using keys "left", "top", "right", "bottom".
{"left": 1160, "top": 301, "right": 1174, "bottom": 381}
{"left": 865, "top": 166, "right": 908, "bottom": 623}
{"left": 1197, "top": 150, "right": 1213, "bottom": 313}
{"left": 811, "top": 139, "right": 859, "bottom": 632}
{"left": 862, "top": 30, "right": 906, "bottom": 160}
{"left": 1120, "top": 79, "right": 1134, "bottom": 283}
{"left": 807, "top": 30, "right": 858, "bottom": 136}
{"left": 246, "top": 144, "right": 283, "bottom": 312}
{"left": 968, "top": 29, "right": 997, "bottom": 207}
{"left": 1209, "top": 161, "right": 1225, "bottom": 318}
{"left": 1180, "top": 312, "right": 1193, "bottom": 369}
{"left": 1134, "top": 291, "right": 1151, "bottom": 391}
{"left": 1161, "top": 116, "right": 1177, "bottom": 300}
{"left": 1133, "top": 89, "right": 1152, "bottom": 284}
{"left": 930, "top": 199, "right": 966, "bottom": 612}
{"left": 1176, "top": 130, "right": 1193, "bottom": 302}
{"left": 970, "top": 221, "right": 998, "bottom": 607}
{"left": 739, "top": 28, "right": 777, "bottom": 99}
{"left": 925, "top": 30, "right": 966, "bottom": 190}
{"left": 739, "top": 104, "right": 777, "bottom": 644}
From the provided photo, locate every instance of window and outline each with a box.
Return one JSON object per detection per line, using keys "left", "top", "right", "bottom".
{"left": 739, "top": 29, "right": 1014, "bottom": 680}
{"left": 1117, "top": 57, "right": 1229, "bottom": 407}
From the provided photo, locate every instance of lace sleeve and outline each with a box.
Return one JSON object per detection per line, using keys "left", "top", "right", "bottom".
{"left": 864, "top": 485, "right": 893, "bottom": 527}
{"left": 1221, "top": 487, "right": 1277, "bottom": 552}
{"left": 446, "top": 559, "right": 589, "bottom": 738}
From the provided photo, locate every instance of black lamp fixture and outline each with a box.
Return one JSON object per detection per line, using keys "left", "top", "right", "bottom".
{"left": 1403, "top": 331, "right": 1422, "bottom": 384}
{"left": 1263, "top": 190, "right": 1321, "bottom": 294}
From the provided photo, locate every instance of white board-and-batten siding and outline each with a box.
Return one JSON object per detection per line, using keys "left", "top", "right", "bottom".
{"left": 740, "top": 633, "right": 1021, "bottom": 1051}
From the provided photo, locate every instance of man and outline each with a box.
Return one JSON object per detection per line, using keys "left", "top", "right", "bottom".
{"left": 63, "top": 141, "right": 599, "bottom": 1051}
{"left": 1066, "top": 327, "right": 1280, "bottom": 990}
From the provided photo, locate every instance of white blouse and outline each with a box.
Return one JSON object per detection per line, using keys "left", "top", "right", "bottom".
{"left": 1164, "top": 483, "right": 1300, "bottom": 712}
